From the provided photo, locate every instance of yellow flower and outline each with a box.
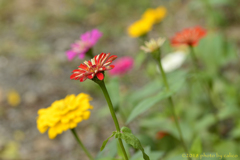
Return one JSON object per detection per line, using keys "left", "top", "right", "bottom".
{"left": 7, "top": 90, "right": 21, "bottom": 107}
{"left": 127, "top": 6, "right": 167, "bottom": 38}
{"left": 142, "top": 6, "right": 167, "bottom": 24}
{"left": 140, "top": 37, "right": 166, "bottom": 53}
{"left": 127, "top": 18, "right": 153, "bottom": 38}
{"left": 37, "top": 93, "right": 93, "bottom": 139}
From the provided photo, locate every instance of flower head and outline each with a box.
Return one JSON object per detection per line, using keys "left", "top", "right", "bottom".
{"left": 127, "top": 18, "right": 153, "bottom": 38}
{"left": 109, "top": 57, "right": 134, "bottom": 76}
{"left": 127, "top": 6, "right": 167, "bottom": 38}
{"left": 140, "top": 37, "right": 165, "bottom": 53}
{"left": 66, "top": 29, "right": 102, "bottom": 60}
{"left": 159, "top": 50, "right": 187, "bottom": 73}
{"left": 37, "top": 93, "right": 93, "bottom": 139}
{"left": 7, "top": 90, "right": 21, "bottom": 107}
{"left": 142, "top": 6, "right": 167, "bottom": 24}
{"left": 171, "top": 26, "right": 207, "bottom": 46}
{"left": 70, "top": 53, "right": 117, "bottom": 82}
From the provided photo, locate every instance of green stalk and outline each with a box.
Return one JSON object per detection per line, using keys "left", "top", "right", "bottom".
{"left": 156, "top": 51, "right": 191, "bottom": 160}
{"left": 86, "top": 48, "right": 94, "bottom": 59}
{"left": 98, "top": 80, "right": 129, "bottom": 160}
{"left": 189, "top": 46, "right": 219, "bottom": 123}
{"left": 189, "top": 46, "right": 199, "bottom": 72}
{"left": 71, "top": 128, "right": 93, "bottom": 160}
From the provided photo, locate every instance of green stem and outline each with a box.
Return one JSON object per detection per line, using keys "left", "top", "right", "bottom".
{"left": 86, "top": 48, "right": 94, "bottom": 59}
{"left": 189, "top": 46, "right": 199, "bottom": 72}
{"left": 71, "top": 129, "right": 93, "bottom": 160}
{"left": 157, "top": 52, "right": 191, "bottom": 160}
{"left": 98, "top": 80, "right": 129, "bottom": 160}
{"left": 189, "top": 46, "right": 219, "bottom": 123}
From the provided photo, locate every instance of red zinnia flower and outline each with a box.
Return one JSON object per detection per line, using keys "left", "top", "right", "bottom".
{"left": 70, "top": 53, "right": 117, "bottom": 82}
{"left": 171, "top": 26, "right": 207, "bottom": 46}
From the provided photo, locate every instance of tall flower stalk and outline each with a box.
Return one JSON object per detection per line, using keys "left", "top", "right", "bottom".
{"left": 70, "top": 53, "right": 129, "bottom": 160}
{"left": 157, "top": 51, "right": 191, "bottom": 160}
{"left": 189, "top": 46, "right": 219, "bottom": 124}
{"left": 96, "top": 79, "right": 129, "bottom": 160}
{"left": 141, "top": 38, "right": 191, "bottom": 160}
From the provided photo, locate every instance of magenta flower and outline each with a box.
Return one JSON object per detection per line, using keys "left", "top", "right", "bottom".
{"left": 66, "top": 29, "right": 102, "bottom": 61}
{"left": 109, "top": 57, "right": 134, "bottom": 76}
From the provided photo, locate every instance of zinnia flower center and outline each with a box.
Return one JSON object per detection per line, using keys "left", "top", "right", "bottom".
{"left": 89, "top": 65, "right": 98, "bottom": 72}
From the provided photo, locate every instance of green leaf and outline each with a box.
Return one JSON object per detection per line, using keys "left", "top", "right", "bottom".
{"left": 119, "top": 127, "right": 150, "bottom": 160}
{"left": 121, "top": 126, "right": 132, "bottom": 133}
{"left": 126, "top": 91, "right": 170, "bottom": 124}
{"left": 95, "top": 139, "right": 118, "bottom": 159}
{"left": 190, "top": 136, "right": 202, "bottom": 154}
{"left": 128, "top": 80, "right": 162, "bottom": 103}
{"left": 100, "top": 131, "right": 116, "bottom": 151}
{"left": 194, "top": 114, "right": 216, "bottom": 132}
{"left": 126, "top": 77, "right": 185, "bottom": 124}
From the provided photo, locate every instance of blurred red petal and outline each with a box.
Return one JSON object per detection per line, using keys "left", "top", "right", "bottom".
{"left": 96, "top": 72, "right": 104, "bottom": 80}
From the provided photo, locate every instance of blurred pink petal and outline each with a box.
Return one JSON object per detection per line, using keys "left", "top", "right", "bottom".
{"left": 109, "top": 57, "right": 134, "bottom": 76}
{"left": 66, "top": 50, "right": 77, "bottom": 61}
{"left": 66, "top": 29, "right": 102, "bottom": 61}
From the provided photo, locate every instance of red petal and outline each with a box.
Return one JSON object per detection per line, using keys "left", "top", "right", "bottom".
{"left": 87, "top": 74, "right": 94, "bottom": 79}
{"left": 70, "top": 74, "right": 78, "bottom": 79}
{"left": 101, "top": 53, "right": 110, "bottom": 65}
{"left": 78, "top": 64, "right": 88, "bottom": 70}
{"left": 106, "top": 55, "right": 117, "bottom": 63}
{"left": 80, "top": 77, "right": 87, "bottom": 82}
{"left": 105, "top": 65, "right": 114, "bottom": 70}
{"left": 96, "top": 72, "right": 104, "bottom": 80}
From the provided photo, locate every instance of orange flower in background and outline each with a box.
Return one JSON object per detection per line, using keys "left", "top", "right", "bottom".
{"left": 171, "top": 26, "right": 207, "bottom": 46}
{"left": 70, "top": 53, "right": 117, "bottom": 82}
{"left": 156, "top": 131, "right": 169, "bottom": 140}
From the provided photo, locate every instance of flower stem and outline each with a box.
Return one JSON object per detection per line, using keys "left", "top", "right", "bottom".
{"left": 71, "top": 128, "right": 93, "bottom": 160}
{"left": 98, "top": 80, "right": 129, "bottom": 160}
{"left": 86, "top": 48, "right": 94, "bottom": 59}
{"left": 189, "top": 46, "right": 199, "bottom": 72}
{"left": 189, "top": 46, "right": 219, "bottom": 123}
{"left": 157, "top": 55, "right": 191, "bottom": 160}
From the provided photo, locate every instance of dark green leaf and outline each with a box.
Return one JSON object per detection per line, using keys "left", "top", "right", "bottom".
{"left": 119, "top": 127, "right": 150, "bottom": 160}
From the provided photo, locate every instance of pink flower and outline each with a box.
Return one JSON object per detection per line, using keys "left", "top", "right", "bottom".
{"left": 66, "top": 29, "right": 102, "bottom": 61}
{"left": 109, "top": 57, "right": 134, "bottom": 76}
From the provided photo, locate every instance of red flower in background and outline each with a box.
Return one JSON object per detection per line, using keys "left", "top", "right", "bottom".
{"left": 156, "top": 131, "right": 169, "bottom": 140}
{"left": 70, "top": 53, "right": 117, "bottom": 82}
{"left": 171, "top": 26, "right": 206, "bottom": 46}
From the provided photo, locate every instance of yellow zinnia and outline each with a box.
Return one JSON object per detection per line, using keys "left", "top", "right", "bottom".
{"left": 37, "top": 93, "right": 93, "bottom": 139}
{"left": 127, "top": 18, "right": 153, "bottom": 38}
{"left": 127, "top": 6, "right": 167, "bottom": 38}
{"left": 142, "top": 6, "right": 167, "bottom": 24}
